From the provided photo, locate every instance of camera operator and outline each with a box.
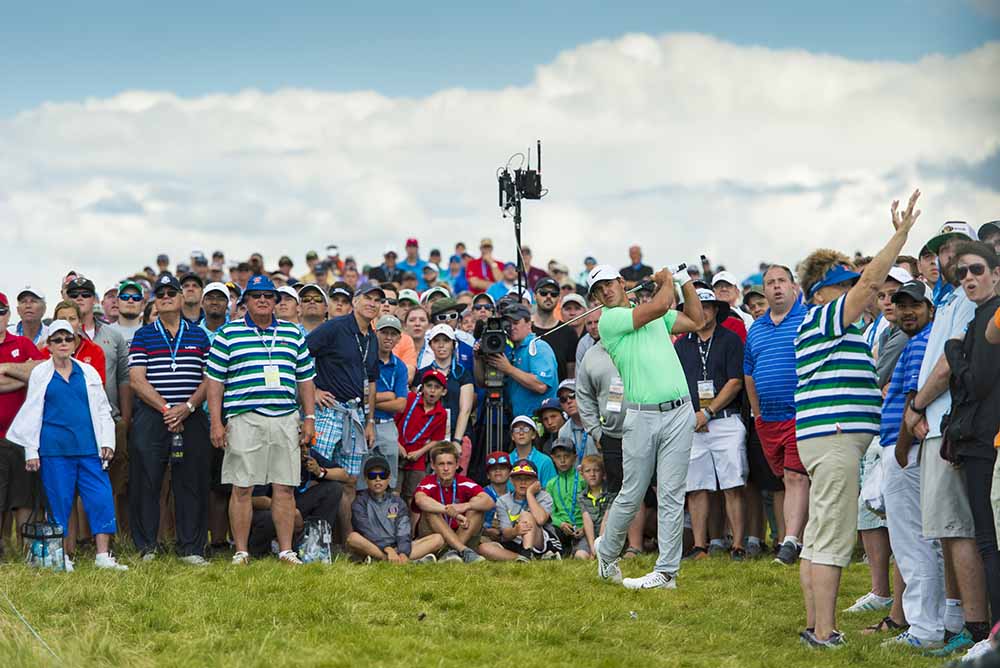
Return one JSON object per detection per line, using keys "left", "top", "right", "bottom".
{"left": 474, "top": 303, "right": 557, "bottom": 422}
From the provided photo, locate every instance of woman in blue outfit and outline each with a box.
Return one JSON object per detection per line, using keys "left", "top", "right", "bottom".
{"left": 7, "top": 320, "right": 128, "bottom": 571}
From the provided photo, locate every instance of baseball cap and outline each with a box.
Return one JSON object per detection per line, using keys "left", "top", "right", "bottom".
{"left": 925, "top": 221, "right": 977, "bottom": 254}
{"left": 153, "top": 274, "right": 182, "bottom": 293}
{"left": 584, "top": 256, "right": 597, "bottom": 265}
{"left": 277, "top": 285, "right": 300, "bottom": 303}
{"left": 534, "top": 277, "right": 559, "bottom": 293}
{"left": 807, "top": 264, "right": 861, "bottom": 299}
{"left": 535, "top": 397, "right": 563, "bottom": 416}
{"left": 448, "top": 254, "right": 462, "bottom": 264}
{"left": 306, "top": 250, "right": 319, "bottom": 261}
{"left": 375, "top": 315, "right": 403, "bottom": 332}
{"left": 203, "top": 281, "right": 229, "bottom": 300}
{"left": 480, "top": 237, "right": 493, "bottom": 247}
{"left": 66, "top": 276, "right": 97, "bottom": 294}
{"left": 117, "top": 280, "right": 143, "bottom": 295}
{"left": 510, "top": 459, "right": 538, "bottom": 478}
{"left": 298, "top": 283, "right": 329, "bottom": 304}
{"left": 587, "top": 265, "right": 622, "bottom": 293}
{"left": 329, "top": 285, "right": 353, "bottom": 300}
{"left": 405, "top": 238, "right": 419, "bottom": 248}
{"left": 278, "top": 255, "right": 293, "bottom": 267}
{"left": 420, "top": 368, "right": 447, "bottom": 387}
{"left": 745, "top": 285, "right": 766, "bottom": 299}
{"left": 978, "top": 221, "right": 1000, "bottom": 240}
{"left": 398, "top": 288, "right": 420, "bottom": 305}
{"left": 891, "top": 280, "right": 934, "bottom": 306}
{"left": 17, "top": 286, "right": 46, "bottom": 301}
{"left": 549, "top": 438, "right": 576, "bottom": 454}
{"left": 472, "top": 292, "right": 496, "bottom": 306}
{"left": 561, "top": 293, "right": 586, "bottom": 309}
{"left": 502, "top": 303, "right": 532, "bottom": 321}
{"left": 420, "top": 286, "right": 450, "bottom": 303}
{"left": 505, "top": 285, "right": 534, "bottom": 304}
{"left": 485, "top": 451, "right": 512, "bottom": 470}
{"left": 356, "top": 283, "right": 386, "bottom": 299}
{"left": 557, "top": 379, "right": 576, "bottom": 395}
{"left": 176, "top": 263, "right": 191, "bottom": 275}
{"left": 431, "top": 297, "right": 464, "bottom": 318}
{"left": 156, "top": 253, "right": 169, "bottom": 263}
{"left": 426, "top": 323, "right": 457, "bottom": 342}
{"left": 326, "top": 244, "right": 339, "bottom": 256}
{"left": 179, "top": 272, "right": 204, "bottom": 287}
{"left": 383, "top": 247, "right": 398, "bottom": 257}
{"left": 551, "top": 262, "right": 570, "bottom": 274}
{"left": 313, "top": 261, "right": 329, "bottom": 274}
{"left": 363, "top": 455, "right": 391, "bottom": 475}
{"left": 510, "top": 415, "right": 540, "bottom": 435}
{"left": 711, "top": 271, "right": 740, "bottom": 287}
{"left": 192, "top": 255, "right": 209, "bottom": 267}
{"left": 421, "top": 264, "right": 438, "bottom": 274}
{"left": 886, "top": 266, "right": 914, "bottom": 285}
{"left": 46, "top": 319, "right": 75, "bottom": 339}
{"left": 0, "top": 292, "right": 8, "bottom": 308}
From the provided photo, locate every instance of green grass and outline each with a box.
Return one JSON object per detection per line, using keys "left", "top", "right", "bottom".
{"left": 0, "top": 552, "right": 948, "bottom": 668}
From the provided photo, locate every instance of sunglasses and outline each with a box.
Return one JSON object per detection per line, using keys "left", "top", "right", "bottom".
{"left": 510, "top": 465, "right": 536, "bottom": 476}
{"left": 486, "top": 456, "right": 510, "bottom": 466}
{"left": 366, "top": 470, "right": 390, "bottom": 481}
{"left": 118, "top": 293, "right": 143, "bottom": 302}
{"left": 301, "top": 296, "right": 325, "bottom": 304}
{"left": 956, "top": 264, "right": 988, "bottom": 280}
{"left": 435, "top": 311, "right": 460, "bottom": 322}
{"left": 67, "top": 290, "right": 94, "bottom": 299}
{"left": 472, "top": 304, "right": 493, "bottom": 311}
{"left": 246, "top": 291, "right": 276, "bottom": 301}
{"left": 537, "top": 289, "right": 559, "bottom": 298}
{"left": 155, "top": 289, "right": 179, "bottom": 299}
{"left": 383, "top": 298, "right": 399, "bottom": 306}
{"left": 559, "top": 392, "right": 576, "bottom": 403}
{"left": 49, "top": 335, "right": 74, "bottom": 345}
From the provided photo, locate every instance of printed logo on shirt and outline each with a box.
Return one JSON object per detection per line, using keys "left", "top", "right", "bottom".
{"left": 387, "top": 503, "right": 399, "bottom": 519}
{"left": 11, "top": 350, "right": 19, "bottom": 359}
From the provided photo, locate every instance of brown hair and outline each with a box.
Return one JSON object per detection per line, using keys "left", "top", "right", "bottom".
{"left": 580, "top": 454, "right": 604, "bottom": 472}
{"left": 953, "top": 241, "right": 999, "bottom": 270}
{"left": 896, "top": 255, "right": 919, "bottom": 277}
{"left": 429, "top": 441, "right": 459, "bottom": 464}
{"left": 52, "top": 300, "right": 82, "bottom": 321}
{"left": 796, "top": 249, "right": 853, "bottom": 299}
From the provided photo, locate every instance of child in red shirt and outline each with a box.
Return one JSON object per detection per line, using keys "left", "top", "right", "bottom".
{"left": 396, "top": 369, "right": 448, "bottom": 503}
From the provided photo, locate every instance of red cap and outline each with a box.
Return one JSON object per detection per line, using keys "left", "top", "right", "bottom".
{"left": 405, "top": 237, "right": 419, "bottom": 248}
{"left": 421, "top": 368, "right": 447, "bottom": 387}
{"left": 0, "top": 292, "right": 8, "bottom": 308}
{"left": 485, "top": 451, "right": 512, "bottom": 469}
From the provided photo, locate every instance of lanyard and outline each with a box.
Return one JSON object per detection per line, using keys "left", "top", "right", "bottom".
{"left": 155, "top": 319, "right": 187, "bottom": 371}
{"left": 401, "top": 398, "right": 435, "bottom": 445}
{"left": 17, "top": 322, "right": 43, "bottom": 345}
{"left": 437, "top": 478, "right": 458, "bottom": 508}
{"left": 377, "top": 361, "right": 396, "bottom": 390}
{"left": 433, "top": 355, "right": 457, "bottom": 376}
{"left": 416, "top": 345, "right": 426, "bottom": 369}
{"left": 695, "top": 334, "right": 714, "bottom": 380}
{"left": 571, "top": 425, "right": 586, "bottom": 462}
{"left": 355, "top": 331, "right": 371, "bottom": 366}
{"left": 557, "top": 473, "right": 578, "bottom": 526}
{"left": 253, "top": 321, "right": 279, "bottom": 362}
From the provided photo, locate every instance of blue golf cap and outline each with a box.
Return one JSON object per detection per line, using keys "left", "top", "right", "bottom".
{"left": 241, "top": 274, "right": 281, "bottom": 302}
{"left": 807, "top": 264, "right": 860, "bottom": 299}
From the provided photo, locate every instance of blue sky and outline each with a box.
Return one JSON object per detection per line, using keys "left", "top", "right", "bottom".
{"left": 2, "top": 0, "right": 998, "bottom": 117}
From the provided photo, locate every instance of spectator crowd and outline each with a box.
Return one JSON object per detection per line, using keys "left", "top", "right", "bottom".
{"left": 1, "top": 213, "right": 1000, "bottom": 662}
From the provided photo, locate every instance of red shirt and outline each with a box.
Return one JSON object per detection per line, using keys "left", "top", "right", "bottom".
{"left": 41, "top": 338, "right": 107, "bottom": 385}
{"left": 395, "top": 392, "right": 447, "bottom": 471}
{"left": 465, "top": 257, "right": 505, "bottom": 294}
{"left": 0, "top": 334, "right": 45, "bottom": 439}
{"left": 412, "top": 473, "right": 485, "bottom": 527}
{"left": 721, "top": 315, "right": 747, "bottom": 344}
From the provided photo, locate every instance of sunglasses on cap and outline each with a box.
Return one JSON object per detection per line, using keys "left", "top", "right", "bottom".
{"left": 434, "top": 311, "right": 460, "bottom": 322}
{"left": 956, "top": 264, "right": 988, "bottom": 280}
{"left": 536, "top": 289, "right": 559, "bottom": 298}
{"left": 118, "top": 293, "right": 143, "bottom": 302}
{"left": 155, "top": 288, "right": 179, "bottom": 299}
{"left": 558, "top": 392, "right": 576, "bottom": 403}
{"left": 48, "top": 335, "right": 74, "bottom": 345}
{"left": 246, "top": 291, "right": 276, "bottom": 301}
{"left": 66, "top": 290, "right": 94, "bottom": 299}
{"left": 366, "top": 470, "right": 390, "bottom": 481}
{"left": 510, "top": 464, "right": 536, "bottom": 476}
{"left": 486, "top": 455, "right": 511, "bottom": 467}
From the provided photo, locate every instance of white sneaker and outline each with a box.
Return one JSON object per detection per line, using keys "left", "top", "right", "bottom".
{"left": 278, "top": 550, "right": 303, "bottom": 566}
{"left": 844, "top": 591, "right": 893, "bottom": 613}
{"left": 440, "top": 550, "right": 463, "bottom": 563}
{"left": 413, "top": 554, "right": 437, "bottom": 565}
{"left": 141, "top": 551, "right": 157, "bottom": 562}
{"left": 64, "top": 555, "right": 75, "bottom": 572}
{"left": 623, "top": 570, "right": 676, "bottom": 590}
{"left": 962, "top": 639, "right": 995, "bottom": 663}
{"left": 880, "top": 630, "right": 943, "bottom": 650}
{"left": 179, "top": 555, "right": 209, "bottom": 567}
{"left": 231, "top": 551, "right": 250, "bottom": 565}
{"left": 595, "top": 536, "right": 622, "bottom": 584}
{"left": 95, "top": 553, "right": 129, "bottom": 571}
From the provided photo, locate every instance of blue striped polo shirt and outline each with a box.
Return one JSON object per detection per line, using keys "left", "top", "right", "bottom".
{"left": 794, "top": 294, "right": 881, "bottom": 441}
{"left": 205, "top": 315, "right": 316, "bottom": 419}
{"left": 129, "top": 320, "right": 211, "bottom": 404}
{"left": 743, "top": 299, "right": 807, "bottom": 422}
{"left": 880, "top": 323, "right": 931, "bottom": 448}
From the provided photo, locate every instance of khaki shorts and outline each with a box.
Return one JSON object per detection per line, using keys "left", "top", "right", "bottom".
{"left": 920, "top": 436, "right": 975, "bottom": 539}
{"left": 222, "top": 412, "right": 301, "bottom": 488}
{"left": 798, "top": 432, "right": 871, "bottom": 568}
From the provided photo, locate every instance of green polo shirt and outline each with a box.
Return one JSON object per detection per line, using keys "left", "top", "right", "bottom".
{"left": 598, "top": 307, "right": 689, "bottom": 405}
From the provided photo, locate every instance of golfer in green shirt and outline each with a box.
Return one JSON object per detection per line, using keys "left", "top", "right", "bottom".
{"left": 589, "top": 263, "right": 704, "bottom": 590}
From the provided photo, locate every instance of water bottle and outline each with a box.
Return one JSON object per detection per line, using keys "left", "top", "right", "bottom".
{"left": 171, "top": 433, "right": 184, "bottom": 464}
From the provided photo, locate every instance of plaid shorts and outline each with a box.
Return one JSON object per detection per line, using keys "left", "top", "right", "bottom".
{"left": 315, "top": 405, "right": 366, "bottom": 477}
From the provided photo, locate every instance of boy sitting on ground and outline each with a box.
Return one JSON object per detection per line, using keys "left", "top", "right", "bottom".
{"left": 347, "top": 455, "right": 443, "bottom": 563}
{"left": 478, "top": 459, "right": 562, "bottom": 561}
{"left": 481, "top": 451, "right": 513, "bottom": 543}
{"left": 578, "top": 454, "right": 615, "bottom": 560}
{"left": 545, "top": 438, "right": 586, "bottom": 558}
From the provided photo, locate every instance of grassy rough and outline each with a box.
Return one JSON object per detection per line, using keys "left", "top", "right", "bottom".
{"left": 0, "top": 554, "right": 945, "bottom": 668}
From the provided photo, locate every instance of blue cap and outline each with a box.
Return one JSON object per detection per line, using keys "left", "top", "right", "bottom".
{"left": 449, "top": 254, "right": 463, "bottom": 264}
{"left": 242, "top": 274, "right": 281, "bottom": 301}
{"left": 807, "top": 264, "right": 860, "bottom": 299}
{"left": 535, "top": 397, "right": 563, "bottom": 417}
{"left": 584, "top": 256, "right": 597, "bottom": 264}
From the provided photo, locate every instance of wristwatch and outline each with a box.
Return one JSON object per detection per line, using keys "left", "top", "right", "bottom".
{"left": 702, "top": 407, "right": 715, "bottom": 420}
{"left": 909, "top": 398, "right": 926, "bottom": 415}
{"left": 185, "top": 401, "right": 195, "bottom": 413}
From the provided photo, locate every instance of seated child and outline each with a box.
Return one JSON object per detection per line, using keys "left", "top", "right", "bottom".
{"left": 481, "top": 451, "right": 513, "bottom": 543}
{"left": 478, "top": 459, "right": 562, "bottom": 561}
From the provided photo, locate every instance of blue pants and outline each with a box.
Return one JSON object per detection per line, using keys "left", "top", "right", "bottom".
{"left": 40, "top": 455, "right": 117, "bottom": 535}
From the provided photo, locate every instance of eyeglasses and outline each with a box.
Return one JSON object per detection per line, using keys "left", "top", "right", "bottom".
{"left": 472, "top": 304, "right": 493, "bottom": 311}
{"left": 67, "top": 290, "right": 94, "bottom": 299}
{"left": 956, "top": 264, "right": 988, "bottom": 280}
{"left": 511, "top": 426, "right": 534, "bottom": 434}
{"left": 246, "top": 291, "right": 276, "bottom": 301}
{"left": 486, "top": 456, "right": 510, "bottom": 466}
{"left": 48, "top": 335, "right": 74, "bottom": 345}
{"left": 301, "top": 296, "right": 325, "bottom": 304}
{"left": 537, "top": 289, "right": 559, "bottom": 298}
{"left": 366, "top": 470, "right": 390, "bottom": 481}
{"left": 435, "top": 311, "right": 460, "bottom": 322}
{"left": 155, "top": 289, "right": 179, "bottom": 299}
{"left": 118, "top": 293, "right": 143, "bottom": 302}
{"left": 559, "top": 392, "right": 576, "bottom": 403}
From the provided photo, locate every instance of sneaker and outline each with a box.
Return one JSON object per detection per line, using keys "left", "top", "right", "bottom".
{"left": 801, "top": 629, "right": 846, "bottom": 649}
{"left": 440, "top": 550, "right": 463, "bottom": 563}
{"left": 594, "top": 536, "right": 622, "bottom": 584}
{"left": 682, "top": 545, "right": 709, "bottom": 561}
{"left": 461, "top": 548, "right": 484, "bottom": 564}
{"left": 141, "top": 551, "right": 157, "bottom": 562}
{"left": 623, "top": 571, "right": 676, "bottom": 590}
{"left": 708, "top": 542, "right": 727, "bottom": 556}
{"left": 413, "top": 554, "right": 437, "bottom": 565}
{"left": 845, "top": 590, "right": 894, "bottom": 613}
{"left": 64, "top": 555, "right": 75, "bottom": 573}
{"left": 231, "top": 551, "right": 250, "bottom": 565}
{"left": 179, "top": 555, "right": 209, "bottom": 567}
{"left": 539, "top": 551, "right": 562, "bottom": 561}
{"left": 746, "top": 542, "right": 763, "bottom": 559}
{"left": 95, "top": 553, "right": 129, "bottom": 571}
{"left": 961, "top": 639, "right": 995, "bottom": 663}
{"left": 278, "top": 550, "right": 303, "bottom": 565}
{"left": 798, "top": 628, "right": 815, "bottom": 643}
{"left": 773, "top": 540, "right": 801, "bottom": 565}
{"left": 880, "top": 630, "right": 943, "bottom": 650}
{"left": 927, "top": 629, "right": 974, "bottom": 657}
{"left": 730, "top": 547, "right": 747, "bottom": 562}
{"left": 515, "top": 554, "right": 530, "bottom": 563}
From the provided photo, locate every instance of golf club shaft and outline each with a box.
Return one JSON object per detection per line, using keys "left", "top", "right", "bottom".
{"left": 534, "top": 279, "right": 656, "bottom": 340}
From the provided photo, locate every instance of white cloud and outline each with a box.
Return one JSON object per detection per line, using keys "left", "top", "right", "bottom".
{"left": 2, "top": 32, "right": 998, "bottom": 301}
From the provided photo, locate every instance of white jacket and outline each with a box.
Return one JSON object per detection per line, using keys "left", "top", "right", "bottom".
{"left": 6, "top": 358, "right": 115, "bottom": 461}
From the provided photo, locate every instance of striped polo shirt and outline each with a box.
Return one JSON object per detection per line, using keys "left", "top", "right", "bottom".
{"left": 205, "top": 315, "right": 316, "bottom": 419}
{"left": 879, "top": 323, "right": 931, "bottom": 448}
{"left": 743, "top": 300, "right": 807, "bottom": 422}
{"left": 129, "top": 320, "right": 211, "bottom": 404}
{"left": 794, "top": 294, "right": 880, "bottom": 441}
